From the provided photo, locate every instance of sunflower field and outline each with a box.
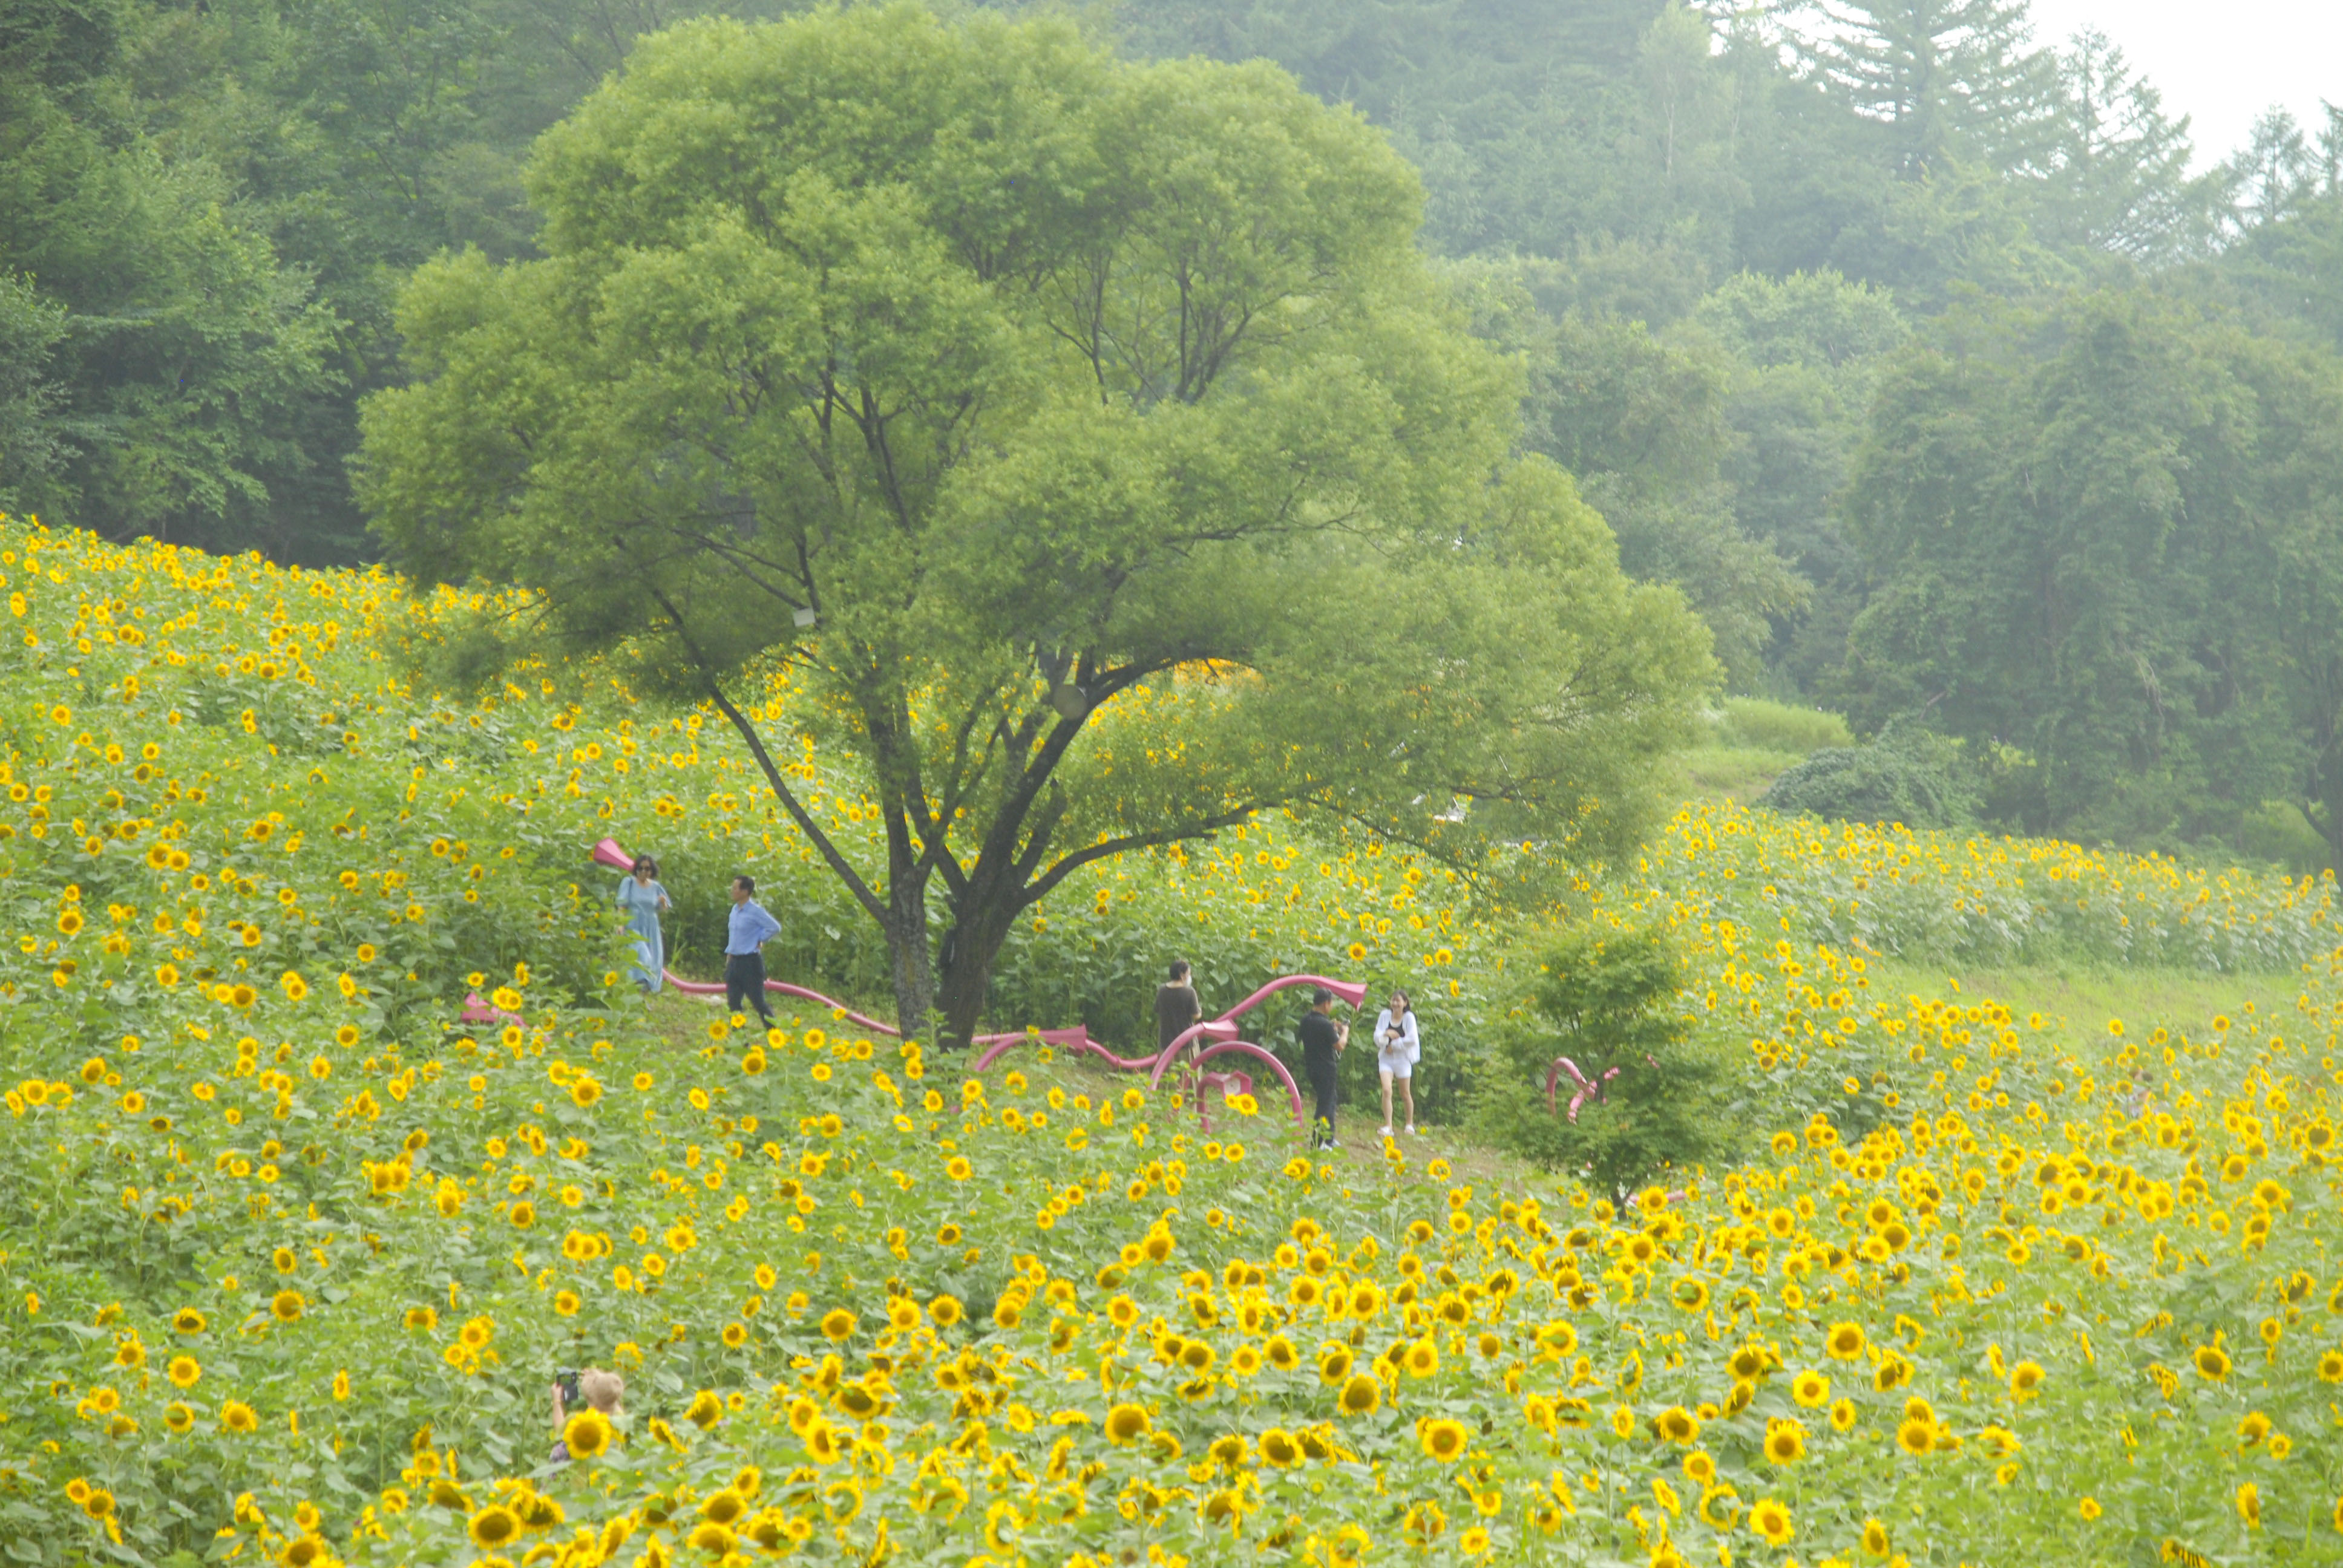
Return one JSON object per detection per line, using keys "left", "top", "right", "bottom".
{"left": 1, "top": 515, "right": 2341, "bottom": 1568}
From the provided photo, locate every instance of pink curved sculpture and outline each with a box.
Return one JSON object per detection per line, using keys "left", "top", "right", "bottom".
{"left": 971, "top": 1030, "right": 1144, "bottom": 1074}
{"left": 1217, "top": 973, "right": 1368, "bottom": 1024}
{"left": 461, "top": 993, "right": 526, "bottom": 1028}
{"left": 1546, "top": 1056, "right": 1620, "bottom": 1122}
{"left": 1157, "top": 1040, "right": 1305, "bottom": 1128}
{"left": 1152, "top": 1018, "right": 1242, "bottom": 1062}
{"left": 1143, "top": 973, "right": 1365, "bottom": 1079}
{"left": 586, "top": 835, "right": 1343, "bottom": 1127}
{"left": 655, "top": 971, "right": 903, "bottom": 1038}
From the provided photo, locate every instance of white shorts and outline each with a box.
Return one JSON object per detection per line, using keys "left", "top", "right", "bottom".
{"left": 1377, "top": 1048, "right": 1414, "bottom": 1080}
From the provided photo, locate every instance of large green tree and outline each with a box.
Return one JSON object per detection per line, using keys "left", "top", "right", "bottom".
{"left": 0, "top": 0, "right": 340, "bottom": 547}
{"left": 1449, "top": 258, "right": 1806, "bottom": 690}
{"left": 1791, "top": 0, "right": 2057, "bottom": 179}
{"left": 361, "top": 4, "right": 1713, "bottom": 1041}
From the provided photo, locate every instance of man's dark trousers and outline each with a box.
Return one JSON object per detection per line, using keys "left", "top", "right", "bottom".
{"left": 1305, "top": 1042, "right": 1338, "bottom": 1146}
{"left": 725, "top": 953, "right": 775, "bottom": 1024}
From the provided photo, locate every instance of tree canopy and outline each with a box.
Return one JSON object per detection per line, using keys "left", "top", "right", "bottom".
{"left": 13, "top": 0, "right": 2343, "bottom": 869}
{"left": 1833, "top": 289, "right": 2343, "bottom": 861}
{"left": 359, "top": 3, "right": 1713, "bottom": 1040}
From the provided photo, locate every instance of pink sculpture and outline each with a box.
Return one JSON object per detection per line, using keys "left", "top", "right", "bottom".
{"left": 657, "top": 971, "right": 904, "bottom": 1039}
{"left": 587, "top": 835, "right": 1348, "bottom": 1128}
{"left": 970, "top": 1030, "right": 1152, "bottom": 1074}
{"left": 1158, "top": 1039, "right": 1307, "bottom": 1127}
{"left": 461, "top": 993, "right": 526, "bottom": 1028}
{"left": 1546, "top": 1056, "right": 1619, "bottom": 1122}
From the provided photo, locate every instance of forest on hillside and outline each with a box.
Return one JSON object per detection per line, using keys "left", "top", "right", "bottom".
{"left": 5, "top": 0, "right": 2343, "bottom": 869}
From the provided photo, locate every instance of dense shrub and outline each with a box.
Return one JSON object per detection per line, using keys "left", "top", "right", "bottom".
{"left": 1473, "top": 924, "right": 1732, "bottom": 1201}
{"left": 1756, "top": 724, "right": 1972, "bottom": 828}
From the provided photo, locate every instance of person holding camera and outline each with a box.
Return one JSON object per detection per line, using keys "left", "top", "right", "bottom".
{"left": 1297, "top": 986, "right": 1349, "bottom": 1151}
{"left": 548, "top": 1368, "right": 626, "bottom": 1466}
{"left": 1374, "top": 987, "right": 1420, "bottom": 1138}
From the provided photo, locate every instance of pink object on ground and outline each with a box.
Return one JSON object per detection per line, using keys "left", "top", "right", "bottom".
{"left": 968, "top": 1028, "right": 1150, "bottom": 1074}
{"left": 461, "top": 993, "right": 526, "bottom": 1028}
{"left": 1172, "top": 1040, "right": 1305, "bottom": 1127}
{"left": 1545, "top": 1056, "right": 1621, "bottom": 1122}
{"left": 657, "top": 971, "right": 903, "bottom": 1039}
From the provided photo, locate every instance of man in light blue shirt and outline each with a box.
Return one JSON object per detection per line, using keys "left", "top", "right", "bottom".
{"left": 724, "top": 875, "right": 781, "bottom": 1026}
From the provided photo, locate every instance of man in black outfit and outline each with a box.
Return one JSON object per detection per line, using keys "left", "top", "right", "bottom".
{"left": 1297, "top": 986, "right": 1349, "bottom": 1150}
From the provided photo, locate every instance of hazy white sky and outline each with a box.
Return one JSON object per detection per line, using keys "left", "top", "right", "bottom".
{"left": 2025, "top": 0, "right": 2343, "bottom": 166}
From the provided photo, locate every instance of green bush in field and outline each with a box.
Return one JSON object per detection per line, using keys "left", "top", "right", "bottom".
{"left": 1710, "top": 696, "right": 1853, "bottom": 755}
{"left": 1757, "top": 724, "right": 1973, "bottom": 828}
{"left": 1472, "top": 924, "right": 1731, "bottom": 1202}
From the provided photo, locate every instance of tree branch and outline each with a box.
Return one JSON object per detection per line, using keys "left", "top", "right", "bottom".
{"left": 1020, "top": 805, "right": 1264, "bottom": 907}
{"left": 643, "top": 580, "right": 890, "bottom": 926}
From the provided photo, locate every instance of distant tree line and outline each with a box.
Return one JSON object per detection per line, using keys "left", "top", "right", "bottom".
{"left": 4, "top": 0, "right": 2342, "bottom": 864}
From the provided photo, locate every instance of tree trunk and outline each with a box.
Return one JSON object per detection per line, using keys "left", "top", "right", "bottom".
{"left": 934, "top": 897, "right": 1021, "bottom": 1051}
{"left": 2313, "top": 732, "right": 2343, "bottom": 875}
{"left": 884, "top": 876, "right": 936, "bottom": 1042}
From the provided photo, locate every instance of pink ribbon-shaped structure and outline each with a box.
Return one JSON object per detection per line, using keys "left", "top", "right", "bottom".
{"left": 587, "top": 837, "right": 1361, "bottom": 1129}
{"left": 1545, "top": 1056, "right": 1620, "bottom": 1122}
{"left": 460, "top": 994, "right": 526, "bottom": 1028}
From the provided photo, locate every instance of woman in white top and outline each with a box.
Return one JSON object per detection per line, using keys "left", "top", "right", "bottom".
{"left": 1374, "top": 988, "right": 1420, "bottom": 1137}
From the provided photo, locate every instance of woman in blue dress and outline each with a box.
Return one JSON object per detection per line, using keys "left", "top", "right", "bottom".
{"left": 616, "top": 855, "right": 670, "bottom": 993}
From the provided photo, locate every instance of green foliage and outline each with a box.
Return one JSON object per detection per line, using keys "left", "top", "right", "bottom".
{"left": 0, "top": 0, "right": 828, "bottom": 558}
{"left": 1449, "top": 256, "right": 1803, "bottom": 688}
{"left": 361, "top": 4, "right": 1714, "bottom": 1040}
{"left": 1835, "top": 287, "right": 2343, "bottom": 863}
{"left": 0, "top": 269, "right": 70, "bottom": 509}
{"left": 1693, "top": 269, "right": 1908, "bottom": 686}
{"left": 2236, "top": 801, "right": 2333, "bottom": 876}
{"left": 0, "top": 19, "right": 342, "bottom": 551}
{"left": 1708, "top": 696, "right": 1852, "bottom": 756}
{"left": 15, "top": 0, "right": 2334, "bottom": 878}
{"left": 1756, "top": 725, "right": 1973, "bottom": 830}
{"left": 1473, "top": 924, "right": 1729, "bottom": 1200}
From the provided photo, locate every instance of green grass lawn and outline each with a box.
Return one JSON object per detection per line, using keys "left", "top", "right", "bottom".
{"left": 1670, "top": 744, "right": 1803, "bottom": 804}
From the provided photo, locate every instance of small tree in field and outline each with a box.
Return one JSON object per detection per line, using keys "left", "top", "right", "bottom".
{"left": 1476, "top": 923, "right": 1728, "bottom": 1204}
{"left": 359, "top": 4, "right": 1711, "bottom": 1042}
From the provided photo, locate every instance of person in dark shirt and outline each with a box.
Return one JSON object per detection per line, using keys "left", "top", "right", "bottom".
{"left": 1155, "top": 960, "right": 1202, "bottom": 1062}
{"left": 1297, "top": 985, "right": 1349, "bottom": 1150}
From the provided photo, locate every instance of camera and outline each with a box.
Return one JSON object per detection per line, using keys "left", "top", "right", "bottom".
{"left": 555, "top": 1368, "right": 582, "bottom": 1406}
